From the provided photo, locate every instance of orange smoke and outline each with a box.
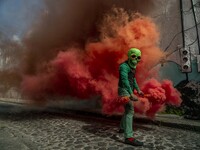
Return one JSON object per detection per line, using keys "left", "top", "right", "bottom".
{"left": 21, "top": 8, "right": 182, "bottom": 117}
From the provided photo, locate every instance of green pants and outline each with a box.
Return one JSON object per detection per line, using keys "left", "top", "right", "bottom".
{"left": 120, "top": 100, "right": 134, "bottom": 138}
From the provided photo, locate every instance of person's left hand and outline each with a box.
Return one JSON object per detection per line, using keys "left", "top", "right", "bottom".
{"left": 138, "top": 90, "right": 144, "bottom": 96}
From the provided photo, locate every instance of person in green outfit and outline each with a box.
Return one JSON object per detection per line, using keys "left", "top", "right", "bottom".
{"left": 118, "top": 48, "right": 144, "bottom": 146}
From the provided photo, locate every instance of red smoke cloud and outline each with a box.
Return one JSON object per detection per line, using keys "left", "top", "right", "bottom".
{"left": 21, "top": 8, "right": 182, "bottom": 117}
{"left": 134, "top": 79, "right": 181, "bottom": 118}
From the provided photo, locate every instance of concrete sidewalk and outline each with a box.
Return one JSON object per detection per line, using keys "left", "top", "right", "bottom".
{"left": 0, "top": 98, "right": 200, "bottom": 133}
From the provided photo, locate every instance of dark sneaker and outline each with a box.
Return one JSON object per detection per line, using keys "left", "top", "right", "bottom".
{"left": 118, "top": 129, "right": 124, "bottom": 133}
{"left": 125, "top": 138, "right": 143, "bottom": 146}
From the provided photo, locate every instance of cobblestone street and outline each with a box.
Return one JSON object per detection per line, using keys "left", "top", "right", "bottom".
{"left": 0, "top": 105, "right": 200, "bottom": 150}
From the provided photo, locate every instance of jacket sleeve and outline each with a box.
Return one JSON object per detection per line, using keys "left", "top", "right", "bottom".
{"left": 133, "top": 78, "right": 140, "bottom": 92}
{"left": 119, "top": 64, "right": 133, "bottom": 95}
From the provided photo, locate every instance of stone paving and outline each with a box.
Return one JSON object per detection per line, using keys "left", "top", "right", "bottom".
{"left": 0, "top": 109, "right": 200, "bottom": 150}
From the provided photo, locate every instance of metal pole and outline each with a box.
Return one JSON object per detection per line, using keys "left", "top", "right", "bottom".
{"left": 180, "top": 0, "right": 189, "bottom": 81}
{"left": 180, "top": 0, "right": 185, "bottom": 47}
{"left": 191, "top": 0, "right": 200, "bottom": 54}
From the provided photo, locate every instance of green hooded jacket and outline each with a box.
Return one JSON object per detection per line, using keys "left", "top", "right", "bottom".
{"left": 118, "top": 61, "right": 140, "bottom": 97}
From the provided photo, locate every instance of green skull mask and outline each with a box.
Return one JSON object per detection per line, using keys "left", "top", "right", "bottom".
{"left": 127, "top": 48, "right": 141, "bottom": 69}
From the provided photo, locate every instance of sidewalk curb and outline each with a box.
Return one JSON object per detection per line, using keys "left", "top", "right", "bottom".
{"left": 1, "top": 99, "right": 200, "bottom": 133}
{"left": 48, "top": 107, "right": 200, "bottom": 133}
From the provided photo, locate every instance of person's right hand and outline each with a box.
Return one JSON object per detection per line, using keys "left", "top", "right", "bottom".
{"left": 130, "top": 94, "right": 138, "bottom": 101}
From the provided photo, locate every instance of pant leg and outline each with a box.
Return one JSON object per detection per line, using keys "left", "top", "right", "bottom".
{"left": 120, "top": 100, "right": 134, "bottom": 138}
{"left": 120, "top": 114, "right": 125, "bottom": 130}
